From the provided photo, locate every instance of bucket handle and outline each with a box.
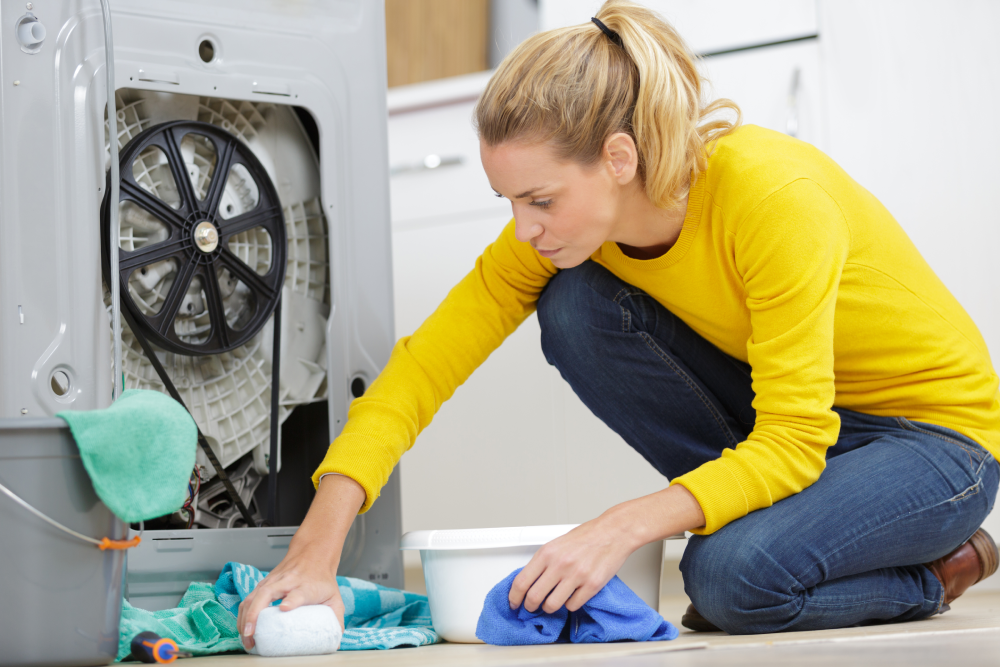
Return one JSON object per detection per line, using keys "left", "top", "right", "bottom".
{"left": 0, "top": 477, "right": 141, "bottom": 550}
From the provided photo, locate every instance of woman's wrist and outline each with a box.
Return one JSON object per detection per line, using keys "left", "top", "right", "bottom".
{"left": 602, "top": 484, "right": 706, "bottom": 551}
{"left": 287, "top": 474, "right": 366, "bottom": 572}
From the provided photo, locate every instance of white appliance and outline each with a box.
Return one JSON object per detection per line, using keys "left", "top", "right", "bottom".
{"left": 0, "top": 0, "right": 403, "bottom": 610}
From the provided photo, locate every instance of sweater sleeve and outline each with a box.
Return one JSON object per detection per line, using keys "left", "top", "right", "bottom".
{"left": 671, "top": 179, "right": 851, "bottom": 534}
{"left": 312, "top": 220, "right": 556, "bottom": 512}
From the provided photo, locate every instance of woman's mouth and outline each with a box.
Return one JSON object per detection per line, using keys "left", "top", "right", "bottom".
{"left": 536, "top": 248, "right": 561, "bottom": 258}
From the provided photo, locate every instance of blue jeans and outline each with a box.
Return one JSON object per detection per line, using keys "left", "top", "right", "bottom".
{"left": 537, "top": 261, "right": 999, "bottom": 634}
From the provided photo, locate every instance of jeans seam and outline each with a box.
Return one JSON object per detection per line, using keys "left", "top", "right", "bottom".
{"left": 806, "top": 595, "right": 940, "bottom": 609}
{"left": 613, "top": 288, "right": 634, "bottom": 334}
{"left": 975, "top": 453, "right": 996, "bottom": 477}
{"left": 638, "top": 331, "right": 739, "bottom": 448}
{"left": 894, "top": 417, "right": 984, "bottom": 466}
{"left": 612, "top": 287, "right": 645, "bottom": 304}
{"left": 894, "top": 416, "right": 975, "bottom": 449}
{"left": 801, "top": 594, "right": 944, "bottom": 618}
{"left": 948, "top": 480, "right": 980, "bottom": 503}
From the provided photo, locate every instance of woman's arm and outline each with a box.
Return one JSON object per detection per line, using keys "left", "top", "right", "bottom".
{"left": 312, "top": 219, "right": 556, "bottom": 512}
{"left": 671, "top": 178, "right": 850, "bottom": 534}
{"left": 509, "top": 484, "right": 705, "bottom": 613}
{"left": 236, "top": 474, "right": 365, "bottom": 650}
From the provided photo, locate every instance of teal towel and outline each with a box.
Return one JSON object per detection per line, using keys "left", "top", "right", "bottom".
{"left": 58, "top": 389, "right": 196, "bottom": 522}
{"left": 215, "top": 562, "right": 440, "bottom": 651}
{"left": 117, "top": 564, "right": 440, "bottom": 660}
{"left": 118, "top": 584, "right": 244, "bottom": 659}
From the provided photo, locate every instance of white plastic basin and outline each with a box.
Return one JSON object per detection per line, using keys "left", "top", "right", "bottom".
{"left": 401, "top": 524, "right": 670, "bottom": 643}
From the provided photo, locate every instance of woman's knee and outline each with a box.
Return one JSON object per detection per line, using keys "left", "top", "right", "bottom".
{"left": 537, "top": 262, "right": 617, "bottom": 365}
{"left": 681, "top": 530, "right": 802, "bottom": 634}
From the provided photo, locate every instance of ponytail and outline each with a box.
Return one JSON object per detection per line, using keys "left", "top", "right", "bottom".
{"left": 475, "top": 0, "right": 740, "bottom": 210}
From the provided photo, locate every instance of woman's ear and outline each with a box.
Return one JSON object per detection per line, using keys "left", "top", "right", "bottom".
{"left": 604, "top": 133, "right": 639, "bottom": 185}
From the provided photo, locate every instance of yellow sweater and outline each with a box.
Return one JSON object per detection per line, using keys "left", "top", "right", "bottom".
{"left": 314, "top": 125, "right": 1000, "bottom": 534}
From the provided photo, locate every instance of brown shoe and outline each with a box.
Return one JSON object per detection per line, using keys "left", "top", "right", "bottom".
{"left": 924, "top": 528, "right": 999, "bottom": 605}
{"left": 681, "top": 603, "right": 722, "bottom": 632}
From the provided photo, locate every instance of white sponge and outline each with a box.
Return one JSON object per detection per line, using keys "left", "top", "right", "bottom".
{"left": 250, "top": 605, "right": 343, "bottom": 657}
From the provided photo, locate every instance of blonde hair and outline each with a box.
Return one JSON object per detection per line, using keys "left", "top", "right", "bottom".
{"left": 475, "top": 0, "right": 740, "bottom": 210}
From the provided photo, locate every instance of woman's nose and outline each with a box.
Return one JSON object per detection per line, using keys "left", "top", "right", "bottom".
{"left": 513, "top": 214, "right": 544, "bottom": 243}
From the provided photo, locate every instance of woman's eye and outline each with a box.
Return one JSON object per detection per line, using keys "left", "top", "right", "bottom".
{"left": 531, "top": 200, "right": 552, "bottom": 209}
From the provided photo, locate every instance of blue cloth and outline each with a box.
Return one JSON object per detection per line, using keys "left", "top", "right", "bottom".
{"left": 476, "top": 568, "right": 677, "bottom": 645}
{"left": 215, "top": 563, "right": 440, "bottom": 650}
{"left": 537, "top": 261, "right": 1000, "bottom": 634}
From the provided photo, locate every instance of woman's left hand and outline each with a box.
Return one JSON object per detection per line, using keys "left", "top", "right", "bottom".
{"left": 507, "top": 513, "right": 637, "bottom": 614}
{"left": 508, "top": 484, "right": 706, "bottom": 613}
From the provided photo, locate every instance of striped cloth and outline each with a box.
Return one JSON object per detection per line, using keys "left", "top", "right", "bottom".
{"left": 215, "top": 562, "right": 440, "bottom": 650}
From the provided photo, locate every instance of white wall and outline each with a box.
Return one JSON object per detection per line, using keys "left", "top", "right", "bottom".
{"left": 819, "top": 0, "right": 1000, "bottom": 359}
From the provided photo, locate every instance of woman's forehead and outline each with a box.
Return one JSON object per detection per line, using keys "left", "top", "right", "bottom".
{"left": 481, "top": 139, "right": 588, "bottom": 195}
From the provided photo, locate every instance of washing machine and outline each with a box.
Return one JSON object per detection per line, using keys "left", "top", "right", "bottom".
{"left": 0, "top": 0, "right": 402, "bottom": 611}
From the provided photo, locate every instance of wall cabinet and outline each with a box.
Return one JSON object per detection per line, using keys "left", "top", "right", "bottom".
{"left": 697, "top": 39, "right": 825, "bottom": 151}
{"left": 541, "top": 1, "right": 826, "bottom": 147}
{"left": 540, "top": 0, "right": 818, "bottom": 56}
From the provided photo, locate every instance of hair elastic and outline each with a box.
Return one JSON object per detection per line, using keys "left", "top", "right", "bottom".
{"left": 591, "top": 17, "right": 624, "bottom": 49}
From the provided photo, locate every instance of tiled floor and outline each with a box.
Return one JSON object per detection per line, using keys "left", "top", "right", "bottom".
{"left": 191, "top": 589, "right": 1000, "bottom": 667}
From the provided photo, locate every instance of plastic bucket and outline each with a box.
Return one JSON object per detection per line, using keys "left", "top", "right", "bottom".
{"left": 401, "top": 524, "right": 667, "bottom": 643}
{"left": 0, "top": 418, "right": 126, "bottom": 666}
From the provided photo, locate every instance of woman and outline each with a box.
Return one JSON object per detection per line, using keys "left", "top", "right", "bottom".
{"left": 239, "top": 0, "right": 1000, "bottom": 642}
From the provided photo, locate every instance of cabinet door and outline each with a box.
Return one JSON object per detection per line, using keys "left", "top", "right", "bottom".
{"left": 698, "top": 39, "right": 826, "bottom": 151}
{"left": 388, "top": 100, "right": 507, "bottom": 227}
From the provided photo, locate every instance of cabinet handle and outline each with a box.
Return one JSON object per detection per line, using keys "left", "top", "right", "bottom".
{"left": 391, "top": 154, "right": 464, "bottom": 176}
{"left": 786, "top": 67, "right": 801, "bottom": 138}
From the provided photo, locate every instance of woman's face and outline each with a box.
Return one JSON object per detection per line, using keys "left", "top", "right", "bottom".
{"left": 480, "top": 139, "right": 619, "bottom": 269}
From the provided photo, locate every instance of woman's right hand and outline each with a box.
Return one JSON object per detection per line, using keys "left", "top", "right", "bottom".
{"left": 236, "top": 474, "right": 366, "bottom": 651}
{"left": 236, "top": 545, "right": 345, "bottom": 651}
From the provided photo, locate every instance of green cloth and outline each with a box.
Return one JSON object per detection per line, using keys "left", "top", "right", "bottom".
{"left": 117, "top": 566, "right": 440, "bottom": 660}
{"left": 118, "top": 584, "right": 244, "bottom": 660}
{"left": 58, "top": 389, "right": 196, "bottom": 522}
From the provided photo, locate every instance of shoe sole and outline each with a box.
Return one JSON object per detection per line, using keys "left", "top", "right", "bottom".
{"left": 970, "top": 528, "right": 999, "bottom": 582}
{"left": 681, "top": 610, "right": 722, "bottom": 633}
